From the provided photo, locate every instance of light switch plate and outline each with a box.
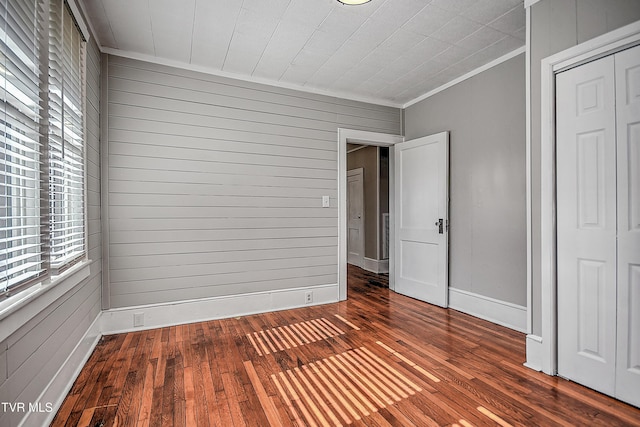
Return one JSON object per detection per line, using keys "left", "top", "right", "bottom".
{"left": 322, "top": 196, "right": 330, "bottom": 208}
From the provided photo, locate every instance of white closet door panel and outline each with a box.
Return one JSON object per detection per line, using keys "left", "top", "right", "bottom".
{"left": 556, "top": 55, "right": 618, "bottom": 395}
{"left": 615, "top": 44, "right": 640, "bottom": 408}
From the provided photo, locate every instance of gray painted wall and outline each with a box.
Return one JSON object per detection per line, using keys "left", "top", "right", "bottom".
{"left": 529, "top": 0, "right": 640, "bottom": 335}
{"left": 405, "top": 53, "right": 526, "bottom": 306}
{"left": 0, "top": 38, "right": 102, "bottom": 427}
{"left": 105, "top": 56, "right": 400, "bottom": 308}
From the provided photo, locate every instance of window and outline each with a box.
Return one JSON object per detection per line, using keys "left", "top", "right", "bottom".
{"left": 1, "top": 0, "right": 86, "bottom": 298}
{"left": 0, "top": 0, "right": 46, "bottom": 295}
{"left": 48, "top": 0, "right": 86, "bottom": 272}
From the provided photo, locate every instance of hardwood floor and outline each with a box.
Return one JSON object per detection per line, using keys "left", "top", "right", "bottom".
{"left": 52, "top": 265, "right": 640, "bottom": 426}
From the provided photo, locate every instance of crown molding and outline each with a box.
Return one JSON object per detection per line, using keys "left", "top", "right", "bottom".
{"left": 102, "top": 46, "right": 527, "bottom": 113}
{"left": 100, "top": 47, "right": 404, "bottom": 109}
{"left": 402, "top": 46, "right": 525, "bottom": 109}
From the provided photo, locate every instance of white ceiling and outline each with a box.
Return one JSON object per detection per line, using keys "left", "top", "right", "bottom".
{"left": 80, "top": 0, "right": 525, "bottom": 107}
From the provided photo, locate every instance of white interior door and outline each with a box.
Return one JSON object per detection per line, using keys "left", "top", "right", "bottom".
{"left": 556, "top": 54, "right": 618, "bottom": 395}
{"left": 394, "top": 132, "right": 449, "bottom": 307}
{"left": 347, "top": 168, "right": 364, "bottom": 268}
{"left": 614, "top": 44, "right": 640, "bottom": 408}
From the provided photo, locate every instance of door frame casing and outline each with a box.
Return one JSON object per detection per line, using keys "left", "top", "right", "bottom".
{"left": 537, "top": 21, "right": 640, "bottom": 375}
{"left": 338, "top": 129, "right": 404, "bottom": 301}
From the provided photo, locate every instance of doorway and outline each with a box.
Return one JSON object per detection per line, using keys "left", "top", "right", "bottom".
{"left": 338, "top": 129, "right": 450, "bottom": 307}
{"left": 338, "top": 129, "right": 402, "bottom": 301}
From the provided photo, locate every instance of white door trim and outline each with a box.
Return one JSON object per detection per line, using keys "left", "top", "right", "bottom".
{"left": 537, "top": 20, "right": 640, "bottom": 375}
{"left": 525, "top": 4, "right": 532, "bottom": 337}
{"left": 338, "top": 128, "right": 404, "bottom": 301}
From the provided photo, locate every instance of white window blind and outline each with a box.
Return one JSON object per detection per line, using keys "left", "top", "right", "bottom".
{"left": 48, "top": 0, "right": 85, "bottom": 272}
{"left": 1, "top": 0, "right": 86, "bottom": 298}
{"left": 0, "top": 0, "right": 45, "bottom": 294}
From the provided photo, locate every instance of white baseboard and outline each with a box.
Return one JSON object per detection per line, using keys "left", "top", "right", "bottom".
{"left": 21, "top": 313, "right": 102, "bottom": 427}
{"left": 101, "top": 284, "right": 339, "bottom": 334}
{"left": 448, "top": 287, "right": 527, "bottom": 333}
{"left": 362, "top": 257, "right": 389, "bottom": 274}
{"left": 524, "top": 334, "right": 543, "bottom": 371}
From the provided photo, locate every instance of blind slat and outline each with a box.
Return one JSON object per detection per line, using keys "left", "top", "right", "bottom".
{"left": 4, "top": 268, "right": 45, "bottom": 289}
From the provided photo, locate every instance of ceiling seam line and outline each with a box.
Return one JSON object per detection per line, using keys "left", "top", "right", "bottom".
{"left": 222, "top": 0, "right": 245, "bottom": 71}
{"left": 188, "top": 0, "right": 197, "bottom": 64}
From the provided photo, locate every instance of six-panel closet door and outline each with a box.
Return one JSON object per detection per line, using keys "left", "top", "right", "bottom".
{"left": 556, "top": 44, "right": 640, "bottom": 408}
{"left": 613, "top": 45, "right": 640, "bottom": 408}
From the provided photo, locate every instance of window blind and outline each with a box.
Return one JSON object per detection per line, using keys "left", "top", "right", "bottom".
{"left": 1, "top": 0, "right": 86, "bottom": 297}
{"left": 48, "top": 0, "right": 85, "bottom": 272}
{"left": 0, "top": 0, "right": 45, "bottom": 294}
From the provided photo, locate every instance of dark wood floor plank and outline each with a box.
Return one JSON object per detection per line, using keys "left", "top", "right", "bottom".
{"left": 172, "top": 342, "right": 187, "bottom": 427}
{"left": 188, "top": 336, "right": 211, "bottom": 427}
{"left": 203, "top": 321, "right": 234, "bottom": 427}
{"left": 49, "top": 395, "right": 78, "bottom": 427}
{"left": 51, "top": 264, "right": 640, "bottom": 426}
{"left": 135, "top": 359, "right": 156, "bottom": 427}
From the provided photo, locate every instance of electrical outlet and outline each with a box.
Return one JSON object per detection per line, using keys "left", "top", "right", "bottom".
{"left": 305, "top": 291, "right": 313, "bottom": 304}
{"left": 133, "top": 312, "right": 144, "bottom": 327}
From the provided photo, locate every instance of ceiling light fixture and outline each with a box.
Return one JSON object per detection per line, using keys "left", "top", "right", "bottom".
{"left": 337, "top": 0, "right": 371, "bottom": 5}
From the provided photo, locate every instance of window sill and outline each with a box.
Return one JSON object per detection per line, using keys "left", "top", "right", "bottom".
{"left": 0, "top": 260, "right": 92, "bottom": 343}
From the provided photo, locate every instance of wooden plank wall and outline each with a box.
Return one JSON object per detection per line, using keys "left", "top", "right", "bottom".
{"left": 0, "top": 38, "right": 103, "bottom": 427}
{"left": 106, "top": 56, "right": 401, "bottom": 308}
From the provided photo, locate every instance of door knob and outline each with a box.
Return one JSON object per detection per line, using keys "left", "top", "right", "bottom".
{"left": 436, "top": 218, "right": 443, "bottom": 234}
